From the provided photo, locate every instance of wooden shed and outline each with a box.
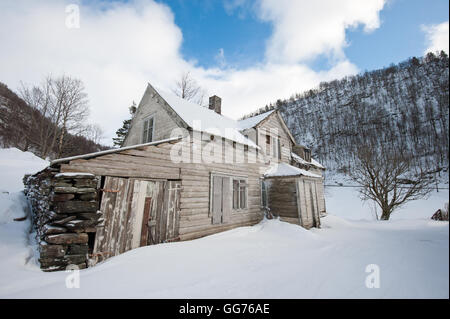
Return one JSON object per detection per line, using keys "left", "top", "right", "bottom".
{"left": 263, "top": 163, "right": 323, "bottom": 229}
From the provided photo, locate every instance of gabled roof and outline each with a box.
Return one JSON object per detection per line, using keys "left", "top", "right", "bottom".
{"left": 237, "top": 110, "right": 275, "bottom": 130}
{"left": 151, "top": 84, "right": 258, "bottom": 148}
{"left": 263, "top": 163, "right": 322, "bottom": 178}
{"left": 237, "top": 109, "right": 296, "bottom": 145}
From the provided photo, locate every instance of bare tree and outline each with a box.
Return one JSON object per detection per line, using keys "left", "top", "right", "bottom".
{"left": 349, "top": 146, "right": 434, "bottom": 220}
{"left": 52, "top": 75, "right": 89, "bottom": 158}
{"left": 20, "top": 75, "right": 89, "bottom": 159}
{"left": 20, "top": 76, "right": 60, "bottom": 158}
{"left": 84, "top": 123, "right": 104, "bottom": 145}
{"left": 173, "top": 71, "right": 206, "bottom": 106}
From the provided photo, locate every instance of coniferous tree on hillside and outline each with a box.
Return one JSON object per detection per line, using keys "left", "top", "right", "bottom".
{"left": 113, "top": 102, "right": 136, "bottom": 147}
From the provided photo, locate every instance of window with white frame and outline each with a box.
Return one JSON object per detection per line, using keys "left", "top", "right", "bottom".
{"left": 232, "top": 179, "right": 247, "bottom": 210}
{"left": 142, "top": 116, "right": 154, "bottom": 143}
{"left": 271, "top": 136, "right": 281, "bottom": 159}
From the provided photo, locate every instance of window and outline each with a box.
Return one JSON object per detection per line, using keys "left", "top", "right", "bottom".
{"left": 266, "top": 135, "right": 271, "bottom": 154}
{"left": 232, "top": 179, "right": 247, "bottom": 210}
{"left": 278, "top": 138, "right": 281, "bottom": 160}
{"left": 261, "top": 180, "right": 267, "bottom": 208}
{"left": 271, "top": 136, "right": 281, "bottom": 159}
{"left": 304, "top": 148, "right": 311, "bottom": 162}
{"left": 142, "top": 116, "right": 154, "bottom": 143}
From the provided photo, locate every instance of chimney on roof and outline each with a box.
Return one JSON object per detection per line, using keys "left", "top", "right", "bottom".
{"left": 209, "top": 95, "right": 221, "bottom": 115}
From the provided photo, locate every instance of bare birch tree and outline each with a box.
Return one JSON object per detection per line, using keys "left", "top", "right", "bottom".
{"left": 173, "top": 71, "right": 206, "bottom": 106}
{"left": 20, "top": 75, "right": 89, "bottom": 159}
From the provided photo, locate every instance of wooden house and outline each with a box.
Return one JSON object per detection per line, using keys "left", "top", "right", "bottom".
{"left": 40, "top": 83, "right": 326, "bottom": 265}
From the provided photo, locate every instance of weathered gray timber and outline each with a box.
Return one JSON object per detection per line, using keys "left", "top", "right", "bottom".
{"left": 265, "top": 176, "right": 321, "bottom": 229}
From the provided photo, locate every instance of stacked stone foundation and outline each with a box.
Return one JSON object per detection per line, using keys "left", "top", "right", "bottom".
{"left": 24, "top": 169, "right": 101, "bottom": 272}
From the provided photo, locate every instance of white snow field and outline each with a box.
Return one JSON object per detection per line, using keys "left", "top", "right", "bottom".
{"left": 0, "top": 148, "right": 448, "bottom": 298}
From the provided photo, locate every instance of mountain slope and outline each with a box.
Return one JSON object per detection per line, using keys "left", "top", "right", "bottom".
{"left": 244, "top": 52, "right": 449, "bottom": 178}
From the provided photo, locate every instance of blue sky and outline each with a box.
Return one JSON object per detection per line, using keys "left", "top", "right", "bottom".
{"left": 0, "top": 0, "right": 448, "bottom": 141}
{"left": 160, "top": 0, "right": 449, "bottom": 72}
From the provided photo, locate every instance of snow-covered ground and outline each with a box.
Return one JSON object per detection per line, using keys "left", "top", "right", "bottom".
{"left": 326, "top": 185, "right": 449, "bottom": 221}
{"left": 0, "top": 148, "right": 448, "bottom": 298}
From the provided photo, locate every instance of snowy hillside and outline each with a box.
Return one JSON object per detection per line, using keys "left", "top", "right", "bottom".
{"left": 245, "top": 53, "right": 449, "bottom": 180}
{"left": 0, "top": 147, "right": 448, "bottom": 298}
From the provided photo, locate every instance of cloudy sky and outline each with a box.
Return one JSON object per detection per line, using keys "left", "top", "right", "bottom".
{"left": 0, "top": 0, "right": 448, "bottom": 146}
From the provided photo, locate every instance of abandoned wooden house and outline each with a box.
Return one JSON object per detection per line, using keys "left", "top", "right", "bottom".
{"left": 24, "top": 83, "right": 326, "bottom": 271}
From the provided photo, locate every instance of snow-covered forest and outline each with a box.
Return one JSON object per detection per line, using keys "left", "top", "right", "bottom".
{"left": 244, "top": 52, "right": 449, "bottom": 180}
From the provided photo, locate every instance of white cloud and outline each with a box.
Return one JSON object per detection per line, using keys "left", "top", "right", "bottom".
{"left": 422, "top": 21, "right": 449, "bottom": 54}
{"left": 256, "top": 0, "right": 386, "bottom": 63}
{"left": 0, "top": 0, "right": 385, "bottom": 146}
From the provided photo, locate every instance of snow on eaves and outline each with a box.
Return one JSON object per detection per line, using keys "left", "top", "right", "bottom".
{"left": 155, "top": 87, "right": 258, "bottom": 149}
{"left": 311, "top": 158, "right": 325, "bottom": 169}
{"left": 54, "top": 172, "right": 95, "bottom": 178}
{"left": 291, "top": 152, "right": 325, "bottom": 170}
{"left": 237, "top": 110, "right": 275, "bottom": 130}
{"left": 50, "top": 136, "right": 182, "bottom": 166}
{"left": 264, "top": 163, "right": 322, "bottom": 178}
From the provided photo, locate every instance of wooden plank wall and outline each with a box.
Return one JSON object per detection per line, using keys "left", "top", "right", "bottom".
{"left": 177, "top": 135, "right": 266, "bottom": 241}
{"left": 58, "top": 138, "right": 267, "bottom": 243}
{"left": 256, "top": 113, "right": 293, "bottom": 164}
{"left": 296, "top": 177, "right": 321, "bottom": 229}
{"left": 266, "top": 178, "right": 299, "bottom": 225}
{"left": 123, "top": 86, "right": 184, "bottom": 147}
{"left": 59, "top": 142, "right": 181, "bottom": 180}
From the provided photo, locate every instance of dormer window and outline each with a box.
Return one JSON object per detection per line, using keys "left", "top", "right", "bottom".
{"left": 142, "top": 116, "right": 154, "bottom": 143}
{"left": 304, "top": 148, "right": 311, "bottom": 162}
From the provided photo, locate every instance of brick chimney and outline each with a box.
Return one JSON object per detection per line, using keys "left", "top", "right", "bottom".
{"left": 209, "top": 95, "right": 221, "bottom": 115}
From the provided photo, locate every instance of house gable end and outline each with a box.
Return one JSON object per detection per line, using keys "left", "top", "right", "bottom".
{"left": 123, "top": 84, "right": 189, "bottom": 147}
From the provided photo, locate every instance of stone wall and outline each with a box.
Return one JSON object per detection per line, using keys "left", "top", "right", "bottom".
{"left": 24, "top": 169, "right": 102, "bottom": 271}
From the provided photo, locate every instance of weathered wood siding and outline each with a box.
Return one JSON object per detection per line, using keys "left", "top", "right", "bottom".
{"left": 123, "top": 85, "right": 186, "bottom": 147}
{"left": 255, "top": 112, "right": 293, "bottom": 164}
{"left": 59, "top": 142, "right": 181, "bottom": 180}
{"left": 177, "top": 133, "right": 266, "bottom": 241}
{"left": 265, "top": 178, "right": 299, "bottom": 223}
{"left": 57, "top": 137, "right": 267, "bottom": 243}
{"left": 296, "top": 177, "right": 321, "bottom": 229}
{"left": 266, "top": 176, "right": 322, "bottom": 229}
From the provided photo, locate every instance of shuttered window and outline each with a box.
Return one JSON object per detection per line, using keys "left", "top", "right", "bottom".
{"left": 142, "top": 116, "right": 154, "bottom": 143}
{"left": 232, "top": 179, "right": 247, "bottom": 210}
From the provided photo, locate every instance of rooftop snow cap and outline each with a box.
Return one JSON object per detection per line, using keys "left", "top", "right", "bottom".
{"left": 209, "top": 95, "right": 221, "bottom": 115}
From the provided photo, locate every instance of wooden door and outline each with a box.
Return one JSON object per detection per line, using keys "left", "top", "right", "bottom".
{"left": 93, "top": 176, "right": 134, "bottom": 260}
{"left": 92, "top": 177, "right": 181, "bottom": 264}
{"left": 298, "top": 179, "right": 320, "bottom": 229}
{"left": 211, "top": 175, "right": 231, "bottom": 224}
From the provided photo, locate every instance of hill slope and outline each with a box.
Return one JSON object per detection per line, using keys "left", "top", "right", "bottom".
{"left": 245, "top": 52, "right": 449, "bottom": 179}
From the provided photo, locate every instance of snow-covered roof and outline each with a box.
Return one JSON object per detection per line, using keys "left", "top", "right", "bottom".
{"left": 51, "top": 137, "right": 182, "bottom": 166}
{"left": 237, "top": 110, "right": 275, "bottom": 130}
{"left": 291, "top": 152, "right": 325, "bottom": 170}
{"left": 155, "top": 87, "right": 258, "bottom": 148}
{"left": 263, "top": 163, "right": 322, "bottom": 178}
{"left": 311, "top": 158, "right": 325, "bottom": 169}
